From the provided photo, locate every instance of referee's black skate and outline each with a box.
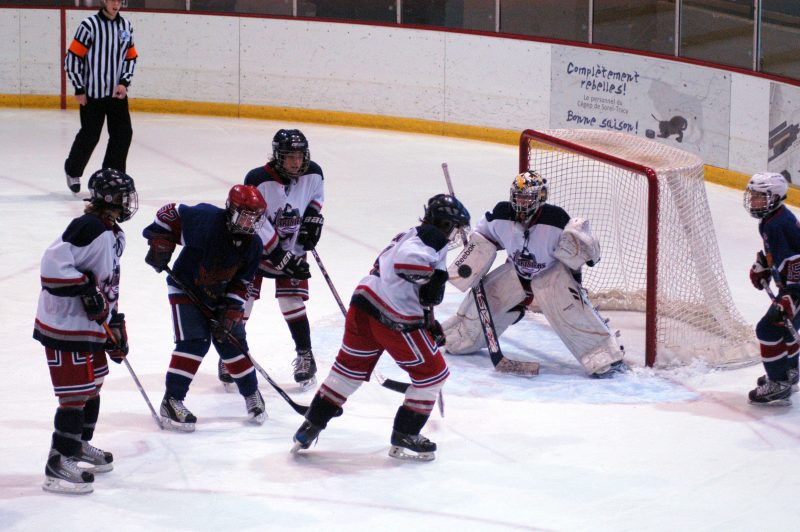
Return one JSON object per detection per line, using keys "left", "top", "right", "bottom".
{"left": 389, "top": 430, "right": 437, "bottom": 462}
{"left": 160, "top": 394, "right": 197, "bottom": 432}
{"left": 43, "top": 449, "right": 94, "bottom": 494}
{"left": 65, "top": 170, "right": 80, "bottom": 194}
{"left": 77, "top": 441, "right": 113, "bottom": 473}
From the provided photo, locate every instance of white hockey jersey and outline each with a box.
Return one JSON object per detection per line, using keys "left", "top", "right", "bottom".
{"left": 352, "top": 225, "right": 449, "bottom": 331}
{"left": 245, "top": 161, "right": 324, "bottom": 275}
{"left": 477, "top": 201, "right": 571, "bottom": 280}
{"left": 33, "top": 214, "right": 125, "bottom": 352}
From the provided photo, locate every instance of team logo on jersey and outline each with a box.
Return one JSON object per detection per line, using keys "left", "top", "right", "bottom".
{"left": 120, "top": 30, "right": 131, "bottom": 43}
{"left": 511, "top": 249, "right": 546, "bottom": 277}
{"left": 271, "top": 204, "right": 301, "bottom": 239}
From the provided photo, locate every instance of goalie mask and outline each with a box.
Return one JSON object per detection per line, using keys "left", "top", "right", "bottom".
{"left": 87, "top": 168, "right": 138, "bottom": 222}
{"left": 272, "top": 129, "right": 310, "bottom": 180}
{"left": 423, "top": 194, "right": 471, "bottom": 244}
{"left": 226, "top": 184, "right": 267, "bottom": 235}
{"left": 510, "top": 171, "right": 547, "bottom": 221}
{"left": 744, "top": 172, "right": 788, "bottom": 219}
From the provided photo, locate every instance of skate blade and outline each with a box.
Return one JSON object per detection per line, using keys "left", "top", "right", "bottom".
{"left": 388, "top": 446, "right": 435, "bottom": 462}
{"left": 247, "top": 411, "right": 267, "bottom": 425}
{"left": 42, "top": 476, "right": 93, "bottom": 495}
{"left": 749, "top": 397, "right": 792, "bottom": 407}
{"left": 222, "top": 382, "right": 236, "bottom": 393}
{"left": 296, "top": 376, "right": 317, "bottom": 391}
{"left": 290, "top": 441, "right": 306, "bottom": 454}
{"left": 77, "top": 461, "right": 113, "bottom": 474}
{"left": 160, "top": 417, "right": 196, "bottom": 432}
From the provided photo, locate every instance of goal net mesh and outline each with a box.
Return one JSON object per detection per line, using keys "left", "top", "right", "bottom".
{"left": 522, "top": 129, "right": 757, "bottom": 367}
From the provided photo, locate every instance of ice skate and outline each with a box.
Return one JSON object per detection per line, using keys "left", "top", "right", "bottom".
{"left": 292, "top": 349, "right": 317, "bottom": 389}
{"left": 592, "top": 360, "right": 629, "bottom": 379}
{"left": 42, "top": 449, "right": 94, "bottom": 494}
{"left": 76, "top": 441, "right": 113, "bottom": 473}
{"left": 218, "top": 359, "right": 235, "bottom": 393}
{"left": 748, "top": 379, "right": 792, "bottom": 406}
{"left": 756, "top": 367, "right": 799, "bottom": 392}
{"left": 160, "top": 394, "right": 197, "bottom": 432}
{"left": 291, "top": 420, "right": 322, "bottom": 453}
{"left": 388, "top": 430, "right": 436, "bottom": 462}
{"left": 65, "top": 171, "right": 80, "bottom": 194}
{"left": 245, "top": 389, "right": 267, "bottom": 425}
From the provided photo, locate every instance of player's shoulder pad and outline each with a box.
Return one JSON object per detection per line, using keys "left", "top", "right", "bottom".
{"left": 62, "top": 214, "right": 107, "bottom": 247}
{"left": 305, "top": 161, "right": 324, "bottom": 180}
{"left": 244, "top": 166, "right": 272, "bottom": 187}
{"left": 416, "top": 224, "right": 449, "bottom": 252}
{"left": 486, "top": 201, "right": 515, "bottom": 222}
{"left": 538, "top": 204, "right": 571, "bottom": 229}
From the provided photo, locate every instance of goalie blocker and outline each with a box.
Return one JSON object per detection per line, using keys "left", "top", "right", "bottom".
{"left": 443, "top": 218, "right": 624, "bottom": 376}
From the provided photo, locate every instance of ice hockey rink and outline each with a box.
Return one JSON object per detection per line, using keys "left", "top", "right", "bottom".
{"left": 1, "top": 108, "right": 798, "bottom": 531}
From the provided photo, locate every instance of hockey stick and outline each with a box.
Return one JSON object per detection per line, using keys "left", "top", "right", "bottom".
{"left": 310, "top": 249, "right": 444, "bottom": 414}
{"left": 162, "top": 266, "right": 309, "bottom": 416}
{"left": 441, "top": 163, "right": 539, "bottom": 376}
{"left": 102, "top": 322, "right": 164, "bottom": 430}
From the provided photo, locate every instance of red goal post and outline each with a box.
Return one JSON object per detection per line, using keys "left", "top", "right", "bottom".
{"left": 519, "top": 129, "right": 757, "bottom": 368}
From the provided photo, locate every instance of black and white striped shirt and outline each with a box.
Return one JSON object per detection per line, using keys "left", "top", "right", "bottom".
{"left": 64, "top": 10, "right": 138, "bottom": 99}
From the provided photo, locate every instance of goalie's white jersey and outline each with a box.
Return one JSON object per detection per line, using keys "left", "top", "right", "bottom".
{"left": 476, "top": 201, "right": 571, "bottom": 280}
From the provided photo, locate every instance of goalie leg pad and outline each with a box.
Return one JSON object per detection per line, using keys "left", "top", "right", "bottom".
{"left": 447, "top": 231, "right": 498, "bottom": 292}
{"left": 443, "top": 263, "right": 526, "bottom": 354}
{"left": 530, "top": 261, "right": 623, "bottom": 374}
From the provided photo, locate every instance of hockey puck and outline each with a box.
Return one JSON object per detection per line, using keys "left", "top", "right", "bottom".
{"left": 458, "top": 264, "right": 472, "bottom": 278}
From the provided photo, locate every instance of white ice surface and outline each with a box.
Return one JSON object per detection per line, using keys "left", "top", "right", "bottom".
{"left": 1, "top": 109, "right": 798, "bottom": 531}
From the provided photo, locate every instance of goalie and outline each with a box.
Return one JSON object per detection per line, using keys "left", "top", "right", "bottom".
{"left": 441, "top": 171, "right": 625, "bottom": 377}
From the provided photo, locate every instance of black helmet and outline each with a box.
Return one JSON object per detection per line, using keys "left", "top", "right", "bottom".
{"left": 87, "top": 168, "right": 138, "bottom": 222}
{"left": 423, "top": 194, "right": 471, "bottom": 240}
{"left": 272, "top": 129, "right": 310, "bottom": 180}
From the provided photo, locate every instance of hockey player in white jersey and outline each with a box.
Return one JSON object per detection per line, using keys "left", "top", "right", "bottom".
{"left": 292, "top": 194, "right": 470, "bottom": 461}
{"left": 442, "top": 171, "right": 625, "bottom": 377}
{"left": 229, "top": 129, "right": 323, "bottom": 389}
{"left": 33, "top": 169, "right": 138, "bottom": 494}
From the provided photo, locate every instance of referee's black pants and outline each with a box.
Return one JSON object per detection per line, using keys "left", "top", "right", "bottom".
{"left": 65, "top": 96, "right": 132, "bottom": 178}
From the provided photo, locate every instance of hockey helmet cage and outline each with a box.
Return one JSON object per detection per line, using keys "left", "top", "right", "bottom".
{"left": 272, "top": 129, "right": 310, "bottom": 180}
{"left": 423, "top": 194, "right": 471, "bottom": 242}
{"left": 87, "top": 168, "right": 138, "bottom": 222}
{"left": 744, "top": 172, "right": 788, "bottom": 218}
{"left": 510, "top": 171, "right": 547, "bottom": 221}
{"left": 226, "top": 184, "right": 267, "bottom": 234}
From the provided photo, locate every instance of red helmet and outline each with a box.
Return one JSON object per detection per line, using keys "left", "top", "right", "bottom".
{"left": 226, "top": 185, "right": 267, "bottom": 234}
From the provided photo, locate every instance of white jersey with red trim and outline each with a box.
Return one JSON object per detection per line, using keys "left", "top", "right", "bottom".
{"left": 33, "top": 214, "right": 125, "bottom": 352}
{"left": 352, "top": 224, "right": 449, "bottom": 331}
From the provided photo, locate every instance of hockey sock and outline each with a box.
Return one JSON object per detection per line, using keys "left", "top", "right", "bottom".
{"left": 306, "top": 394, "right": 343, "bottom": 429}
{"left": 287, "top": 318, "right": 312, "bottom": 352}
{"left": 81, "top": 395, "right": 100, "bottom": 441}
{"left": 52, "top": 407, "right": 85, "bottom": 457}
{"left": 392, "top": 406, "right": 430, "bottom": 436}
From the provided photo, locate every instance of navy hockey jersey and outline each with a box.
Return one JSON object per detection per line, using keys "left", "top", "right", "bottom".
{"left": 760, "top": 205, "right": 800, "bottom": 293}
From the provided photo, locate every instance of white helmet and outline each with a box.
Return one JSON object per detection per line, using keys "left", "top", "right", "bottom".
{"left": 744, "top": 172, "right": 788, "bottom": 218}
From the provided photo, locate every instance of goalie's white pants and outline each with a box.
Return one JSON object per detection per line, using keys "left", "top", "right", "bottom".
{"left": 443, "top": 261, "right": 623, "bottom": 375}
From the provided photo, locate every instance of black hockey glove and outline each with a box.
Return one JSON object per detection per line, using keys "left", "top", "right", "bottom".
{"left": 428, "top": 319, "right": 446, "bottom": 347}
{"left": 145, "top": 236, "right": 176, "bottom": 273}
{"left": 419, "top": 269, "right": 448, "bottom": 307}
{"left": 296, "top": 207, "right": 324, "bottom": 251}
{"left": 211, "top": 300, "right": 244, "bottom": 343}
{"left": 766, "top": 290, "right": 799, "bottom": 325}
{"left": 105, "top": 311, "right": 128, "bottom": 363}
{"left": 268, "top": 247, "right": 312, "bottom": 280}
{"left": 79, "top": 273, "right": 109, "bottom": 324}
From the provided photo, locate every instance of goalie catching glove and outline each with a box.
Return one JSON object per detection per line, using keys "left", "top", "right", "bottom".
{"left": 296, "top": 207, "right": 324, "bottom": 251}
{"left": 211, "top": 299, "right": 244, "bottom": 343}
{"left": 750, "top": 251, "right": 770, "bottom": 290}
{"left": 105, "top": 311, "right": 128, "bottom": 363}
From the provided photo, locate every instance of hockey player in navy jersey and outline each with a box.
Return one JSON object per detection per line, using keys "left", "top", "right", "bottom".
{"left": 746, "top": 172, "right": 800, "bottom": 405}
{"left": 143, "top": 185, "right": 268, "bottom": 431}
{"left": 34, "top": 168, "right": 137, "bottom": 494}
{"left": 292, "top": 194, "right": 470, "bottom": 461}
{"left": 442, "top": 171, "right": 624, "bottom": 377}
{"left": 229, "top": 128, "right": 324, "bottom": 389}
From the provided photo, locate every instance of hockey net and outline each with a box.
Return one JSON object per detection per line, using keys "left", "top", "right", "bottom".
{"left": 520, "top": 128, "right": 757, "bottom": 368}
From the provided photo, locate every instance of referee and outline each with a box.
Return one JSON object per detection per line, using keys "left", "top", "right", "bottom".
{"left": 64, "top": 0, "right": 138, "bottom": 194}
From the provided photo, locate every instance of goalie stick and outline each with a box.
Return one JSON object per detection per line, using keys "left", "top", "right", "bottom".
{"left": 441, "top": 163, "right": 539, "bottom": 376}
{"left": 102, "top": 322, "right": 164, "bottom": 430}
{"left": 310, "top": 249, "right": 445, "bottom": 416}
{"left": 163, "top": 266, "right": 309, "bottom": 416}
